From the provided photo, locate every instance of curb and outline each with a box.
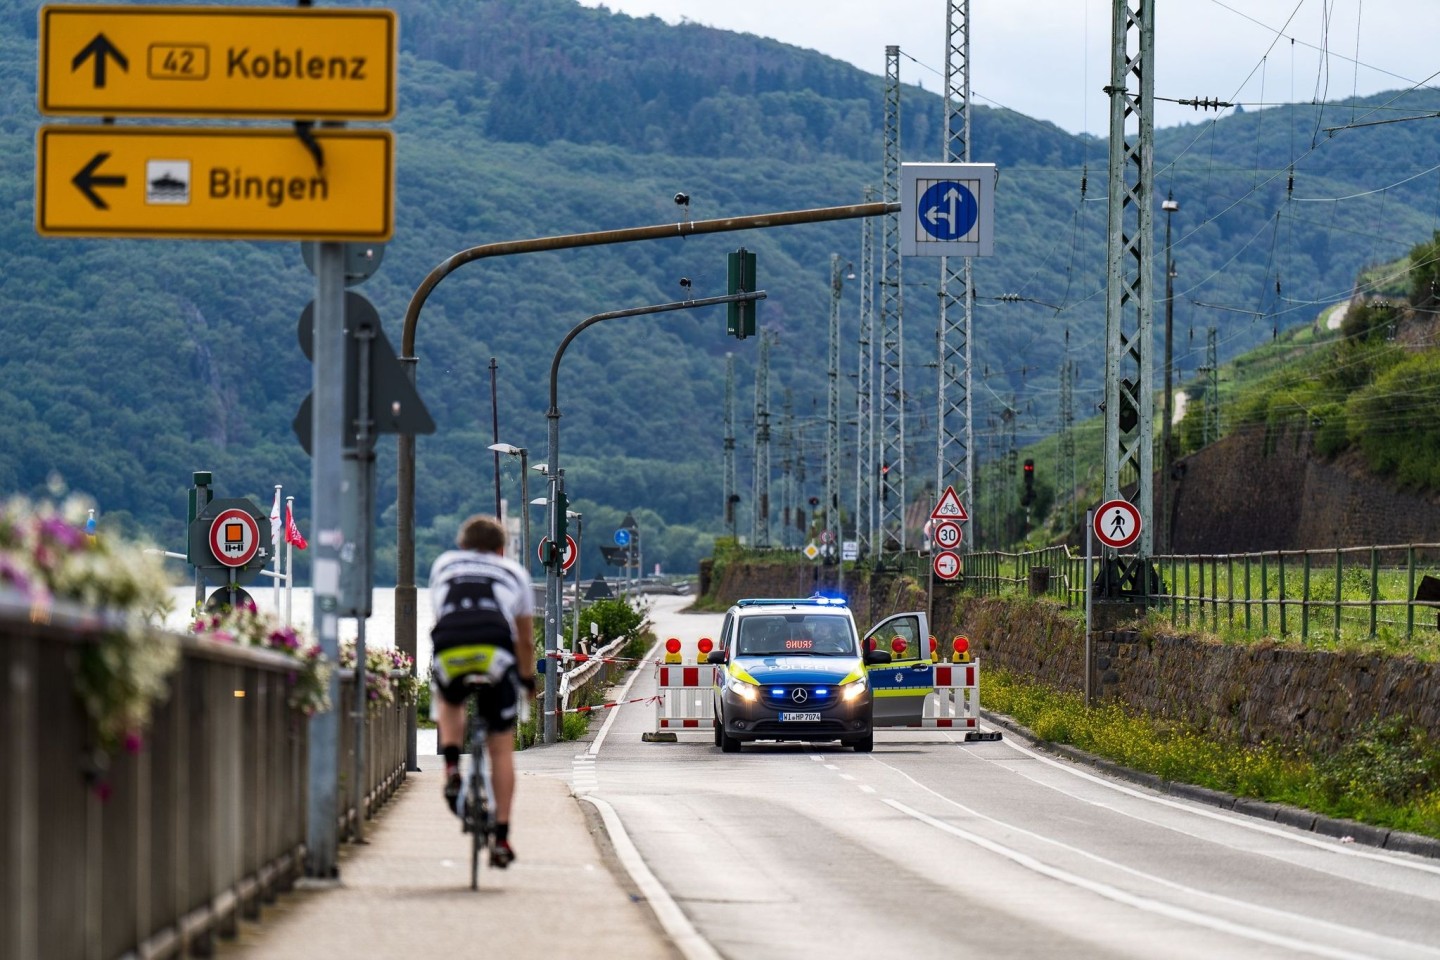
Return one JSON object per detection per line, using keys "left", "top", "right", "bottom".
{"left": 979, "top": 709, "right": 1440, "bottom": 861}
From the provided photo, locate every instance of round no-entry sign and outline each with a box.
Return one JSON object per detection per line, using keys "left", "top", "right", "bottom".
{"left": 209, "top": 508, "right": 260, "bottom": 567}
{"left": 538, "top": 534, "right": 579, "bottom": 571}
{"left": 1093, "top": 499, "right": 1142, "bottom": 549}
{"left": 933, "top": 550, "right": 961, "bottom": 581}
{"left": 933, "top": 520, "right": 962, "bottom": 550}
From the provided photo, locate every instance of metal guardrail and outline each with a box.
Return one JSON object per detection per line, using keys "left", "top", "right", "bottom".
{"left": 1, "top": 600, "right": 409, "bottom": 960}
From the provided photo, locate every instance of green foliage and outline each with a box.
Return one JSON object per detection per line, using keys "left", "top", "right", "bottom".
{"left": 1408, "top": 232, "right": 1440, "bottom": 311}
{"left": 575, "top": 597, "right": 647, "bottom": 648}
{"left": 1316, "top": 716, "right": 1440, "bottom": 809}
{"left": 1345, "top": 350, "right": 1440, "bottom": 488}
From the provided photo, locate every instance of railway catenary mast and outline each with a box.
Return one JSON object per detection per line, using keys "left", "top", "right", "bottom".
{"left": 878, "top": 45, "right": 906, "bottom": 550}
{"left": 855, "top": 185, "right": 876, "bottom": 555}
{"left": 937, "top": 0, "right": 974, "bottom": 549}
{"left": 1101, "top": 0, "right": 1156, "bottom": 583}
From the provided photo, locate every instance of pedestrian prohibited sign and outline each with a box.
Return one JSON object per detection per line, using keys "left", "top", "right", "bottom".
{"left": 1093, "top": 499, "right": 1142, "bottom": 549}
{"left": 933, "top": 520, "right": 962, "bottom": 550}
{"left": 209, "top": 507, "right": 260, "bottom": 567}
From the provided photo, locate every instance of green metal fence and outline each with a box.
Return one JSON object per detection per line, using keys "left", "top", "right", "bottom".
{"left": 774, "top": 539, "right": 1440, "bottom": 645}
{"left": 946, "top": 542, "right": 1440, "bottom": 644}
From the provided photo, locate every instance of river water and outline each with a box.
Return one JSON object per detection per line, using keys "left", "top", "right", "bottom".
{"left": 166, "top": 585, "right": 438, "bottom": 667}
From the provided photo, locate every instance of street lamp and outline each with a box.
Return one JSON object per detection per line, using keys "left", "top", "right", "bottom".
{"left": 1160, "top": 193, "right": 1180, "bottom": 556}
{"left": 488, "top": 442, "right": 529, "bottom": 577}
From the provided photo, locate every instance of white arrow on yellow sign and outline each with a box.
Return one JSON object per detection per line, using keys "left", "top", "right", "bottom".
{"left": 37, "top": 126, "right": 393, "bottom": 241}
{"left": 39, "top": 5, "right": 397, "bottom": 119}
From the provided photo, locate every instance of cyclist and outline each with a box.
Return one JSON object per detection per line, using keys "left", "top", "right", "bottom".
{"left": 429, "top": 514, "right": 536, "bottom": 868}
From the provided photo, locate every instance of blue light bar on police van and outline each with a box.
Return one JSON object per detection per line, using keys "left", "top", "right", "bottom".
{"left": 735, "top": 596, "right": 848, "bottom": 608}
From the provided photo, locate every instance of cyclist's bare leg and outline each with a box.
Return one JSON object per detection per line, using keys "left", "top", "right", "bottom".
{"left": 437, "top": 700, "right": 466, "bottom": 762}
{"left": 487, "top": 731, "right": 515, "bottom": 823}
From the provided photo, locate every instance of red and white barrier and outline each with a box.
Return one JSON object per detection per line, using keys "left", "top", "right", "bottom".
{"left": 653, "top": 662, "right": 717, "bottom": 730}
{"left": 909, "top": 661, "right": 979, "bottom": 729}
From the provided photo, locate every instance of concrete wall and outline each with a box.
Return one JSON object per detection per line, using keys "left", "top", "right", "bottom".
{"left": 707, "top": 564, "right": 1440, "bottom": 750}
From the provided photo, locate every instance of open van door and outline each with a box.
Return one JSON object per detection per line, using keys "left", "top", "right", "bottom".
{"left": 863, "top": 611, "right": 932, "bottom": 727}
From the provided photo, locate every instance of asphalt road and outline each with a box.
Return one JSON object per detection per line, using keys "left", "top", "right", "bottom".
{"left": 528, "top": 596, "right": 1440, "bottom": 960}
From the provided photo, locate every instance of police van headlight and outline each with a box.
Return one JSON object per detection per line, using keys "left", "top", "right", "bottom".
{"left": 841, "top": 677, "right": 868, "bottom": 702}
{"left": 727, "top": 676, "right": 759, "bottom": 702}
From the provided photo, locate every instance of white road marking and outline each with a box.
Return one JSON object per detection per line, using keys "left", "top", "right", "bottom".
{"left": 838, "top": 773, "right": 857, "bottom": 781}
{"left": 582, "top": 795, "right": 723, "bottom": 960}
{"left": 885, "top": 798, "right": 1385, "bottom": 960}
{"left": 590, "top": 638, "right": 661, "bottom": 757}
{"left": 858, "top": 785, "right": 877, "bottom": 794}
{"left": 873, "top": 756, "right": 1440, "bottom": 958}
{"left": 980, "top": 728, "right": 1440, "bottom": 877}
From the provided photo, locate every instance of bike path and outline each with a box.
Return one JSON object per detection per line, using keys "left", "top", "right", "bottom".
{"left": 220, "top": 754, "right": 679, "bottom": 959}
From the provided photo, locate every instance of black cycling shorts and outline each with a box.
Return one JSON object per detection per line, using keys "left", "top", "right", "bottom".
{"left": 432, "top": 665, "right": 521, "bottom": 733}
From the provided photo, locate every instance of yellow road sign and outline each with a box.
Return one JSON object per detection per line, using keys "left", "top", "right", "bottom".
{"left": 37, "top": 126, "right": 393, "bottom": 241}
{"left": 39, "top": 5, "right": 396, "bottom": 119}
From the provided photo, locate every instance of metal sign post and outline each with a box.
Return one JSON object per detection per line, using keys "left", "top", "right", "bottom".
{"left": 1085, "top": 508, "right": 1095, "bottom": 709}
{"left": 306, "top": 241, "right": 345, "bottom": 878}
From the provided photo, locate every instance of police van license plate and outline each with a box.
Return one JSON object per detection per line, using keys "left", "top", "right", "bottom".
{"left": 780, "top": 712, "right": 820, "bottom": 722}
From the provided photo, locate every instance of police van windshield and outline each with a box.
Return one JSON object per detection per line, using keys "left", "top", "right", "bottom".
{"left": 737, "top": 614, "right": 857, "bottom": 656}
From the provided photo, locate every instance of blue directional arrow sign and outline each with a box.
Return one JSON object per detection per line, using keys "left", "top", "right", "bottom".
{"left": 918, "top": 180, "right": 979, "bottom": 241}
{"left": 901, "top": 162, "right": 997, "bottom": 258}
{"left": 614, "top": 528, "right": 632, "bottom": 547}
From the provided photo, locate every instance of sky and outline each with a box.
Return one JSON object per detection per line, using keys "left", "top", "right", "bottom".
{"left": 576, "top": 0, "right": 1439, "bottom": 136}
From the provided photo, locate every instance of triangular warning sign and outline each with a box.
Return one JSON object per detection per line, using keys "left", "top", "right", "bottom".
{"left": 930, "top": 485, "right": 969, "bottom": 520}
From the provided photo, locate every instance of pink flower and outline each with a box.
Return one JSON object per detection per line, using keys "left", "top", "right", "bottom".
{"left": 123, "top": 731, "right": 144, "bottom": 755}
{"left": 92, "top": 780, "right": 112, "bottom": 803}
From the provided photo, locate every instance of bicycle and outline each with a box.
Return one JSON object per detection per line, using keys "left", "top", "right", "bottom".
{"left": 458, "top": 675, "right": 497, "bottom": 890}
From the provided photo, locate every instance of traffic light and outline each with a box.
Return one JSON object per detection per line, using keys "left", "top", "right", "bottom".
{"left": 554, "top": 489, "right": 569, "bottom": 547}
{"left": 727, "top": 247, "right": 758, "bottom": 339}
{"left": 1022, "top": 458, "right": 1035, "bottom": 506}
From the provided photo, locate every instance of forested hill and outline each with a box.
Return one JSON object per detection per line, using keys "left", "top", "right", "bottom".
{"left": 2, "top": 0, "right": 1439, "bottom": 578}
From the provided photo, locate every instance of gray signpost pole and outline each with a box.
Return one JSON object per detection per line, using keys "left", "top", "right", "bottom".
{"left": 307, "top": 242, "right": 345, "bottom": 877}
{"left": 350, "top": 322, "right": 374, "bottom": 844}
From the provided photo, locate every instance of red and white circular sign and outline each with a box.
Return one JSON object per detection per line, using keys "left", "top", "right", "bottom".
{"left": 933, "top": 550, "right": 961, "bottom": 581}
{"left": 209, "top": 508, "right": 260, "bottom": 567}
{"left": 1093, "top": 499, "right": 1142, "bottom": 549}
{"left": 933, "top": 520, "right": 962, "bottom": 550}
{"left": 538, "top": 534, "right": 579, "bottom": 572}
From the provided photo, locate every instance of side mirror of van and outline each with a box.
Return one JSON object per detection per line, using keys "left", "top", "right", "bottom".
{"left": 706, "top": 649, "right": 728, "bottom": 665}
{"left": 864, "top": 649, "right": 892, "bottom": 666}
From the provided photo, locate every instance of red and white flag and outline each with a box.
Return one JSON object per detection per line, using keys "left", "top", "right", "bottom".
{"left": 285, "top": 501, "right": 308, "bottom": 550}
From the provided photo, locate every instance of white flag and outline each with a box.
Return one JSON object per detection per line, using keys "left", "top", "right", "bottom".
{"left": 270, "top": 486, "right": 282, "bottom": 548}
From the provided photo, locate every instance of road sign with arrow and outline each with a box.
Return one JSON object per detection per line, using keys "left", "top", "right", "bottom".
{"left": 39, "top": 5, "right": 396, "bottom": 119}
{"left": 900, "top": 162, "right": 997, "bottom": 258}
{"left": 36, "top": 125, "right": 393, "bottom": 240}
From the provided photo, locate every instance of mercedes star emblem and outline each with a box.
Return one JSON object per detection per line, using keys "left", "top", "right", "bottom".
{"left": 790, "top": 688, "right": 808, "bottom": 704}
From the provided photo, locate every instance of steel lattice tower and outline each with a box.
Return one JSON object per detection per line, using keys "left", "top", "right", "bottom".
{"left": 1102, "top": 0, "right": 1156, "bottom": 559}
{"left": 1203, "top": 327, "right": 1220, "bottom": 444}
{"left": 1058, "top": 350, "right": 1077, "bottom": 535}
{"left": 937, "top": 0, "right": 974, "bottom": 547}
{"left": 752, "top": 331, "right": 772, "bottom": 548}
{"left": 826, "top": 254, "right": 842, "bottom": 559}
{"left": 778, "top": 392, "right": 793, "bottom": 548}
{"left": 878, "top": 45, "right": 906, "bottom": 551}
{"left": 723, "top": 352, "right": 736, "bottom": 537}
{"left": 855, "top": 185, "right": 876, "bottom": 555}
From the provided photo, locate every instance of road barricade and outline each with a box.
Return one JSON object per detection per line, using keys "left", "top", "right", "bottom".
{"left": 643, "top": 661, "right": 716, "bottom": 742}
{"left": 913, "top": 661, "right": 979, "bottom": 729}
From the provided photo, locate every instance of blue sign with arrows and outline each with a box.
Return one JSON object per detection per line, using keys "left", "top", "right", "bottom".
{"left": 918, "top": 180, "right": 979, "bottom": 241}
{"left": 614, "top": 529, "right": 632, "bottom": 546}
